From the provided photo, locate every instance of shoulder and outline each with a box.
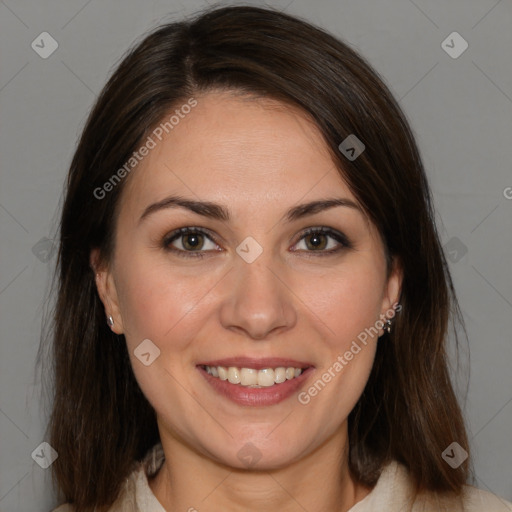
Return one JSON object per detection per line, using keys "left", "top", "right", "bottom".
{"left": 51, "top": 443, "right": 166, "bottom": 512}
{"left": 52, "top": 455, "right": 512, "bottom": 512}
{"left": 407, "top": 465, "right": 512, "bottom": 511}
{"left": 412, "top": 483, "right": 512, "bottom": 511}
{"left": 50, "top": 472, "right": 146, "bottom": 512}
{"left": 351, "top": 460, "right": 512, "bottom": 512}
{"left": 50, "top": 473, "right": 141, "bottom": 512}
{"left": 459, "top": 484, "right": 512, "bottom": 511}
{"left": 52, "top": 506, "right": 74, "bottom": 512}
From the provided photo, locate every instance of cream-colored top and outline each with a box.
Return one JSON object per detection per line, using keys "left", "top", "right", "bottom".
{"left": 53, "top": 443, "right": 512, "bottom": 512}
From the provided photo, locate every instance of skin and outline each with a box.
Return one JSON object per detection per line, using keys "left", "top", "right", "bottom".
{"left": 92, "top": 91, "right": 402, "bottom": 512}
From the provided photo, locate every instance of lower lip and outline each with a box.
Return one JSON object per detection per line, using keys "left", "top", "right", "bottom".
{"left": 197, "top": 366, "right": 314, "bottom": 406}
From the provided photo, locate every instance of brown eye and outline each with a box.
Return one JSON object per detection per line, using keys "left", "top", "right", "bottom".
{"left": 163, "top": 227, "right": 220, "bottom": 258}
{"left": 293, "top": 227, "right": 352, "bottom": 255}
{"left": 304, "top": 232, "right": 329, "bottom": 251}
{"left": 180, "top": 232, "right": 205, "bottom": 251}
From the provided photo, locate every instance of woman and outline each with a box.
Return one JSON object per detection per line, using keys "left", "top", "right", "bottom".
{"left": 47, "top": 5, "right": 511, "bottom": 512}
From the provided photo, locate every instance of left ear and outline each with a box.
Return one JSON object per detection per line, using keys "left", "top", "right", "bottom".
{"left": 378, "top": 257, "right": 403, "bottom": 335}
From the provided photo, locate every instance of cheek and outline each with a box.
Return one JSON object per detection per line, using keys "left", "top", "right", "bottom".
{"left": 113, "top": 253, "right": 211, "bottom": 418}
{"left": 299, "top": 262, "right": 384, "bottom": 409}
{"left": 114, "top": 251, "right": 210, "bottom": 351}
{"left": 298, "top": 326, "right": 378, "bottom": 430}
{"left": 311, "top": 264, "right": 385, "bottom": 348}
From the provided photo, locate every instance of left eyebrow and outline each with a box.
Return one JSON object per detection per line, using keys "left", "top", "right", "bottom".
{"left": 138, "top": 195, "right": 361, "bottom": 225}
{"left": 284, "top": 198, "right": 361, "bottom": 222}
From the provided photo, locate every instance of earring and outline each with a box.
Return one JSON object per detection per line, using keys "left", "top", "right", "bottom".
{"left": 384, "top": 319, "right": 392, "bottom": 334}
{"left": 107, "top": 315, "right": 114, "bottom": 327}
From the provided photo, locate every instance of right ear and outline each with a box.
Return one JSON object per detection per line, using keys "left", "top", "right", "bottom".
{"left": 89, "top": 248, "right": 125, "bottom": 334}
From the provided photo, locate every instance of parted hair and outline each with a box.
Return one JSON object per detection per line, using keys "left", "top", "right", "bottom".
{"left": 45, "top": 5, "right": 470, "bottom": 511}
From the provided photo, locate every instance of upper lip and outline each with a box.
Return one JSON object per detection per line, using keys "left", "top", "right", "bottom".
{"left": 197, "top": 357, "right": 313, "bottom": 370}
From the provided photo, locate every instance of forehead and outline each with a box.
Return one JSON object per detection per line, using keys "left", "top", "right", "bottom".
{"left": 119, "top": 91, "right": 357, "bottom": 220}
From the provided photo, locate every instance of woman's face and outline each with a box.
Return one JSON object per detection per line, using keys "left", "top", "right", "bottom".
{"left": 94, "top": 91, "right": 401, "bottom": 469}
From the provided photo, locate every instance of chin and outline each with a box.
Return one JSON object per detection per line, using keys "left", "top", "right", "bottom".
{"left": 201, "top": 430, "right": 312, "bottom": 471}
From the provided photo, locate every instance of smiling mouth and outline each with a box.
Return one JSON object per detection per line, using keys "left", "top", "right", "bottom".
{"left": 200, "top": 365, "right": 305, "bottom": 387}
{"left": 197, "top": 361, "right": 314, "bottom": 406}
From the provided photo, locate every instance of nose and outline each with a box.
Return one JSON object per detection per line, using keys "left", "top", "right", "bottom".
{"left": 219, "top": 251, "right": 297, "bottom": 340}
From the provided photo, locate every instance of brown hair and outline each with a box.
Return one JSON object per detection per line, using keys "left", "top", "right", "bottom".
{"left": 44, "top": 5, "right": 470, "bottom": 510}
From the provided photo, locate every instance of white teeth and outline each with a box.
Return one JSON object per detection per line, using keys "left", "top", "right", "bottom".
{"left": 257, "top": 368, "right": 275, "bottom": 387}
{"left": 204, "top": 365, "right": 305, "bottom": 386}
{"left": 274, "top": 367, "right": 286, "bottom": 383}
{"left": 227, "top": 367, "right": 241, "bottom": 384}
{"left": 240, "top": 368, "right": 258, "bottom": 386}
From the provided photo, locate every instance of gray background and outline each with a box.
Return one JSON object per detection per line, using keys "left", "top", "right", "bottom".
{"left": 0, "top": 0, "right": 511, "bottom": 510}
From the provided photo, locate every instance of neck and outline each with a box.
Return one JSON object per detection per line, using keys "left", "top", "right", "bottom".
{"left": 149, "top": 424, "right": 372, "bottom": 512}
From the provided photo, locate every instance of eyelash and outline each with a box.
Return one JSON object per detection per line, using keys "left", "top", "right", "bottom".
{"left": 162, "top": 226, "right": 352, "bottom": 259}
